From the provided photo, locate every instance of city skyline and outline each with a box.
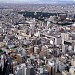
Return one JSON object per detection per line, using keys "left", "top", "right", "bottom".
{"left": 0, "top": 0, "right": 75, "bottom": 75}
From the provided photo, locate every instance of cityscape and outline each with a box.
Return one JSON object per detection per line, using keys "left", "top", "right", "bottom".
{"left": 0, "top": 0, "right": 75, "bottom": 75}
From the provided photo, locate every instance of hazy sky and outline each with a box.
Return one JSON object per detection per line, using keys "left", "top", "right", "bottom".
{"left": 0, "top": 0, "right": 75, "bottom": 3}
{"left": 0, "top": 0, "right": 38, "bottom": 3}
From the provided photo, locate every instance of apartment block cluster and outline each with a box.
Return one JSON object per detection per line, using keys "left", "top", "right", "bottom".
{"left": 0, "top": 4, "right": 75, "bottom": 75}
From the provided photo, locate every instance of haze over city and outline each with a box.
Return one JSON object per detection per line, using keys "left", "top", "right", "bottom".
{"left": 0, "top": 0, "right": 75, "bottom": 3}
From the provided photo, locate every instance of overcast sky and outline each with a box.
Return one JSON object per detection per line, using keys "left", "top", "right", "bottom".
{"left": 0, "top": 0, "right": 74, "bottom": 3}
